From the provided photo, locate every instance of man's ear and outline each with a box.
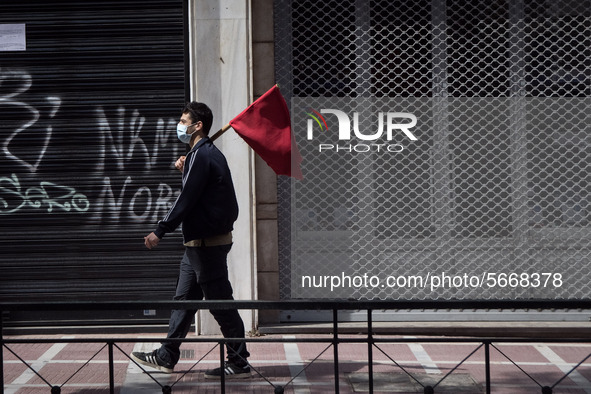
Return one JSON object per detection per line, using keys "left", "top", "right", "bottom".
{"left": 186, "top": 120, "right": 198, "bottom": 133}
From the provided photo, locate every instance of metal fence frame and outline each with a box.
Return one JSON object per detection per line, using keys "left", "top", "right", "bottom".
{"left": 2, "top": 300, "right": 591, "bottom": 393}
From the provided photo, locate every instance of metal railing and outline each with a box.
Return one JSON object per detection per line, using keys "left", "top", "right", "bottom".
{"left": 2, "top": 299, "right": 591, "bottom": 394}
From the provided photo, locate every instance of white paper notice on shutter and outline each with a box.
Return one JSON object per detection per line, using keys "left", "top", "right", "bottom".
{"left": 0, "top": 24, "right": 26, "bottom": 51}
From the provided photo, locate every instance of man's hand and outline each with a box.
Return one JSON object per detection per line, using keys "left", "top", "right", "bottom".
{"left": 144, "top": 232, "right": 161, "bottom": 249}
{"left": 175, "top": 156, "right": 186, "bottom": 172}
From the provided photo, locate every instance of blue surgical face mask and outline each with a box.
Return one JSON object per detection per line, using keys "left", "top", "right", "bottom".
{"left": 176, "top": 123, "right": 195, "bottom": 144}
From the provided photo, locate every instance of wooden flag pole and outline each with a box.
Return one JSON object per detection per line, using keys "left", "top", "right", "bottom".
{"left": 210, "top": 123, "right": 231, "bottom": 142}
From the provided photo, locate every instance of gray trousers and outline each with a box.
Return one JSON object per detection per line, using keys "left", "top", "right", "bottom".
{"left": 158, "top": 244, "right": 249, "bottom": 366}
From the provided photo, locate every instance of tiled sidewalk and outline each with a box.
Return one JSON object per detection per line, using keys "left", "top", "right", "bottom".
{"left": 3, "top": 333, "right": 591, "bottom": 393}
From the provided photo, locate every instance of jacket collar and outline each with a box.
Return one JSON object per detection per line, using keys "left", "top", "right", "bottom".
{"left": 189, "top": 136, "right": 210, "bottom": 153}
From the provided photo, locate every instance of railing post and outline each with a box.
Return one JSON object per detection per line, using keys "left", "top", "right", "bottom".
{"left": 333, "top": 308, "right": 340, "bottom": 394}
{"left": 108, "top": 341, "right": 115, "bottom": 394}
{"left": 485, "top": 341, "right": 491, "bottom": 394}
{"left": 220, "top": 340, "right": 225, "bottom": 394}
{"left": 1, "top": 309, "right": 4, "bottom": 394}
{"left": 367, "top": 308, "right": 373, "bottom": 394}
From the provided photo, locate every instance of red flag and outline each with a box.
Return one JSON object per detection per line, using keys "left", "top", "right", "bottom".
{"left": 229, "top": 85, "right": 303, "bottom": 179}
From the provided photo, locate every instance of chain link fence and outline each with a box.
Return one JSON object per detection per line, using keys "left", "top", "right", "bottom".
{"left": 275, "top": 0, "right": 590, "bottom": 301}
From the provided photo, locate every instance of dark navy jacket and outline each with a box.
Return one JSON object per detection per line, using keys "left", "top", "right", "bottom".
{"left": 154, "top": 137, "right": 238, "bottom": 243}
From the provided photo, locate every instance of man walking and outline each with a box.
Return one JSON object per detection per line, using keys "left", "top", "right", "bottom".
{"left": 131, "top": 102, "right": 250, "bottom": 378}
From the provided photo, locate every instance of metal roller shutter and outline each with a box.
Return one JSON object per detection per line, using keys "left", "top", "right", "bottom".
{"left": 0, "top": 0, "right": 188, "bottom": 326}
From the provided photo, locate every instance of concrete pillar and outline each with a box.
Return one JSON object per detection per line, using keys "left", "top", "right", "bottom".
{"left": 189, "top": 0, "right": 256, "bottom": 334}
{"left": 252, "top": 0, "right": 280, "bottom": 324}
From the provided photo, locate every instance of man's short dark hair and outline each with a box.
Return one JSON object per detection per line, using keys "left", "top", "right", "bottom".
{"left": 182, "top": 102, "right": 213, "bottom": 135}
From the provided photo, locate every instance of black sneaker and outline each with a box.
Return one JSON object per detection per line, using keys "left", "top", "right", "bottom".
{"left": 204, "top": 362, "right": 251, "bottom": 379}
{"left": 130, "top": 350, "right": 174, "bottom": 374}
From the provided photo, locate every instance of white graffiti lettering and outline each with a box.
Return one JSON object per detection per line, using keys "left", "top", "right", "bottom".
{"left": 89, "top": 176, "right": 178, "bottom": 224}
{"left": 0, "top": 173, "right": 90, "bottom": 214}
{"left": 95, "top": 106, "right": 180, "bottom": 172}
{"left": 1, "top": 68, "right": 181, "bottom": 222}
{"left": 0, "top": 70, "right": 53, "bottom": 172}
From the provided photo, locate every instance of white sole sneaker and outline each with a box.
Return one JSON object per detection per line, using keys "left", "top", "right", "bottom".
{"left": 130, "top": 351, "right": 174, "bottom": 374}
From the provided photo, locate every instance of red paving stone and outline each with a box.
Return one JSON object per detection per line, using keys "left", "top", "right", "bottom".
{"left": 3, "top": 333, "right": 591, "bottom": 393}
{"left": 552, "top": 345, "right": 591, "bottom": 362}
